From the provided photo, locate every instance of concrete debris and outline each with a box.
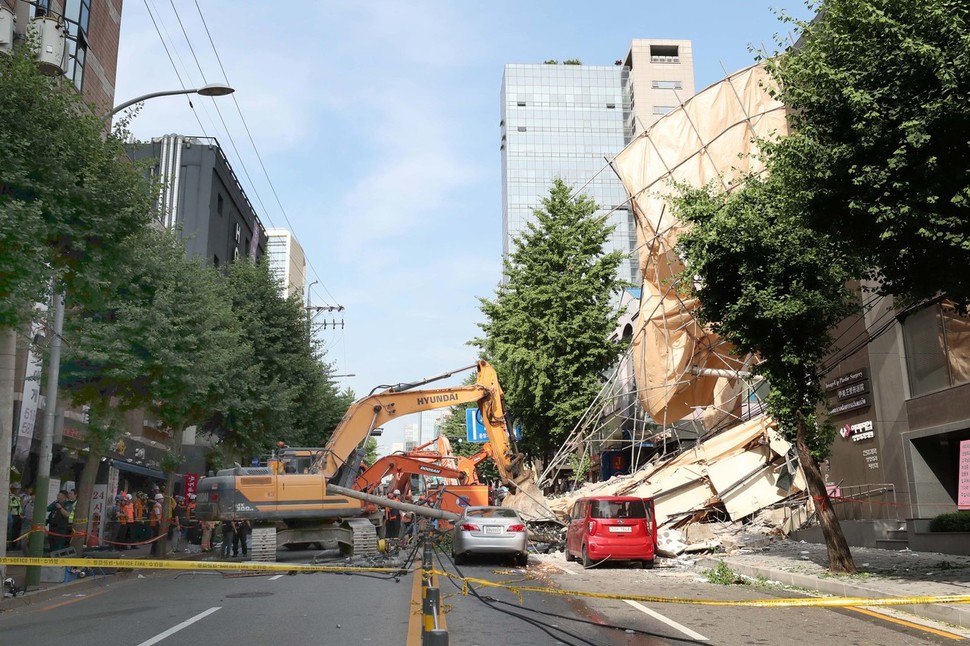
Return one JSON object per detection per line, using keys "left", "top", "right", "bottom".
{"left": 504, "top": 416, "right": 815, "bottom": 558}
{"left": 656, "top": 528, "right": 688, "bottom": 557}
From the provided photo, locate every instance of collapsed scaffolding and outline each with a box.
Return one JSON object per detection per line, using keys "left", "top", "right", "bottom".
{"left": 506, "top": 64, "right": 819, "bottom": 556}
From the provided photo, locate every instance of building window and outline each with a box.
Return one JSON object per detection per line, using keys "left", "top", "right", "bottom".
{"left": 652, "top": 106, "right": 675, "bottom": 115}
{"left": 650, "top": 44, "right": 680, "bottom": 64}
{"left": 651, "top": 80, "right": 682, "bottom": 90}
{"left": 606, "top": 103, "right": 616, "bottom": 109}
{"left": 517, "top": 101, "right": 526, "bottom": 107}
{"left": 63, "top": 0, "right": 91, "bottom": 91}
{"left": 517, "top": 126, "right": 527, "bottom": 132}
{"left": 902, "top": 302, "right": 970, "bottom": 396}
{"left": 213, "top": 255, "right": 220, "bottom": 267}
{"left": 217, "top": 194, "right": 224, "bottom": 216}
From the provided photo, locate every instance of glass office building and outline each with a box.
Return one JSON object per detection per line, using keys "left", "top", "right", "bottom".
{"left": 500, "top": 63, "right": 636, "bottom": 283}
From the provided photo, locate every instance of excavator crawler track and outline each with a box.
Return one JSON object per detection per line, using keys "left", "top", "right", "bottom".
{"left": 341, "top": 518, "right": 378, "bottom": 557}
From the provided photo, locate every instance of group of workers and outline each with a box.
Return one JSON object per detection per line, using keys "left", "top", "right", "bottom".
{"left": 384, "top": 488, "right": 440, "bottom": 542}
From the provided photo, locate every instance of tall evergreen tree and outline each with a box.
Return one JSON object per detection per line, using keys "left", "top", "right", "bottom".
{"left": 474, "top": 178, "right": 626, "bottom": 460}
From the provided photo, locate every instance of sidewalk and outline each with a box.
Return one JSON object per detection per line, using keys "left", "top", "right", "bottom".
{"left": 695, "top": 539, "right": 970, "bottom": 629}
{"left": 1, "top": 541, "right": 215, "bottom": 610}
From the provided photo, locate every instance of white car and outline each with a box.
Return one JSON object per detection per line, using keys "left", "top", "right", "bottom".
{"left": 451, "top": 506, "right": 528, "bottom": 566}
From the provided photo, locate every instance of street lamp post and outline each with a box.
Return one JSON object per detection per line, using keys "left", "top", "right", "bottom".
{"left": 25, "top": 84, "right": 234, "bottom": 587}
{"left": 102, "top": 83, "right": 234, "bottom": 123}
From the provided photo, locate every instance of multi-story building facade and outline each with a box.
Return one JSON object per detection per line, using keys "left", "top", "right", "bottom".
{"left": 623, "top": 39, "right": 695, "bottom": 137}
{"left": 266, "top": 228, "right": 307, "bottom": 301}
{"left": 128, "top": 135, "right": 267, "bottom": 266}
{"left": 403, "top": 424, "right": 419, "bottom": 452}
{"left": 500, "top": 40, "right": 695, "bottom": 286}
{"left": 1, "top": 0, "right": 122, "bottom": 116}
{"left": 809, "top": 295, "right": 970, "bottom": 544}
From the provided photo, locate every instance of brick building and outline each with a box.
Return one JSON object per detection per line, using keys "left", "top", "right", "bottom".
{"left": 1, "top": 0, "right": 123, "bottom": 116}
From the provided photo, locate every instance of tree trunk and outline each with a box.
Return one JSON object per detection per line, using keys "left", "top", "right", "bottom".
{"left": 70, "top": 443, "right": 104, "bottom": 553}
{"left": 0, "top": 327, "right": 17, "bottom": 585}
{"left": 795, "top": 414, "right": 856, "bottom": 573}
{"left": 160, "top": 426, "right": 184, "bottom": 560}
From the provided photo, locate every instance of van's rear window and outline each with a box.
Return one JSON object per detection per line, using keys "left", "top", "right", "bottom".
{"left": 590, "top": 500, "right": 648, "bottom": 519}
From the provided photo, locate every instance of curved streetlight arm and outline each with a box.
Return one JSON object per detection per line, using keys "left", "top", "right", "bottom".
{"left": 101, "top": 84, "right": 234, "bottom": 122}
{"left": 102, "top": 88, "right": 197, "bottom": 122}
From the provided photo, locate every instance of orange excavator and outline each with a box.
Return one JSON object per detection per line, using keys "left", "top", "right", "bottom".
{"left": 353, "top": 438, "right": 498, "bottom": 527}
{"left": 194, "top": 360, "right": 532, "bottom": 557}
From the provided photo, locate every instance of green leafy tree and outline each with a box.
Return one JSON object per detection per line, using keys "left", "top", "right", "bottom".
{"left": 204, "top": 259, "right": 334, "bottom": 454}
{"left": 60, "top": 227, "right": 177, "bottom": 548}
{"left": 474, "top": 178, "right": 626, "bottom": 461}
{"left": 0, "top": 44, "right": 154, "bottom": 563}
{"left": 363, "top": 438, "right": 380, "bottom": 466}
{"left": 0, "top": 44, "right": 153, "bottom": 327}
{"left": 61, "top": 228, "right": 249, "bottom": 556}
{"left": 674, "top": 170, "right": 860, "bottom": 573}
{"left": 768, "top": 0, "right": 970, "bottom": 307}
{"left": 148, "top": 254, "right": 249, "bottom": 555}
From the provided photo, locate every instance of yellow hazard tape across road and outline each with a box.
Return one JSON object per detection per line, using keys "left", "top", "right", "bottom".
{"left": 0, "top": 557, "right": 404, "bottom": 574}
{"left": 428, "top": 568, "right": 970, "bottom": 609}
{"left": 5, "top": 557, "right": 969, "bottom": 610}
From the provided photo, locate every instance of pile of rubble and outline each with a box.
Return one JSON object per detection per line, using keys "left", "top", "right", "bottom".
{"left": 512, "top": 416, "right": 815, "bottom": 557}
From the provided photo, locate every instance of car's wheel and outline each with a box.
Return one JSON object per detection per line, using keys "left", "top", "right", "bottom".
{"left": 514, "top": 553, "right": 528, "bottom": 567}
{"left": 582, "top": 545, "right": 593, "bottom": 569}
{"left": 564, "top": 548, "right": 575, "bottom": 562}
{"left": 641, "top": 559, "right": 654, "bottom": 569}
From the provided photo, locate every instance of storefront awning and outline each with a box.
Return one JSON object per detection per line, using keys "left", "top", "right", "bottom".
{"left": 109, "top": 459, "right": 166, "bottom": 481}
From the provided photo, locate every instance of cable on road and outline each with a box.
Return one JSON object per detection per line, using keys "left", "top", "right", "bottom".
{"left": 433, "top": 542, "right": 603, "bottom": 646}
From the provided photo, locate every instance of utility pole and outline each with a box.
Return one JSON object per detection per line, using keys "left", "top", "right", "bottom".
{"left": 0, "top": 329, "right": 17, "bottom": 587}
{"left": 26, "top": 292, "right": 65, "bottom": 586}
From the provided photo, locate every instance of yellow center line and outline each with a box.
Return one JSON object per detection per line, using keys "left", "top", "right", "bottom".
{"left": 406, "top": 567, "right": 424, "bottom": 646}
{"left": 407, "top": 563, "right": 447, "bottom": 645}
{"left": 848, "top": 607, "right": 966, "bottom": 641}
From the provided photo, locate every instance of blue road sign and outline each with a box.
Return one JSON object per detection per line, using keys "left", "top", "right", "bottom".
{"left": 465, "top": 408, "right": 522, "bottom": 443}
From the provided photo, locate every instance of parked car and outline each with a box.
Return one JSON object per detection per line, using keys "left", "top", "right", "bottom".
{"left": 565, "top": 496, "right": 656, "bottom": 568}
{"left": 451, "top": 506, "right": 529, "bottom": 566}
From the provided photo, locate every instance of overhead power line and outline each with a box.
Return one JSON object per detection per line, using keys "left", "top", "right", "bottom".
{"left": 191, "top": 0, "right": 341, "bottom": 308}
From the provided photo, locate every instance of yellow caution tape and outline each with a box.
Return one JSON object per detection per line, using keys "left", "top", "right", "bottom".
{"left": 0, "top": 557, "right": 404, "bottom": 575}
{"left": 5, "top": 557, "right": 968, "bottom": 609}
{"left": 427, "top": 568, "right": 970, "bottom": 609}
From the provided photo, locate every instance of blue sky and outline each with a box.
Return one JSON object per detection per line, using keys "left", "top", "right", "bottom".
{"left": 113, "top": 1, "right": 813, "bottom": 453}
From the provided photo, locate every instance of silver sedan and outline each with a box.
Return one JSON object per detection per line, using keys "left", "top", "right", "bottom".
{"left": 451, "top": 506, "right": 529, "bottom": 566}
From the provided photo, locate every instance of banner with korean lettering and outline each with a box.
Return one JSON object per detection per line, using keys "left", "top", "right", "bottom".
{"left": 14, "top": 318, "right": 46, "bottom": 464}
{"left": 184, "top": 474, "right": 200, "bottom": 497}
{"left": 959, "top": 440, "right": 970, "bottom": 510}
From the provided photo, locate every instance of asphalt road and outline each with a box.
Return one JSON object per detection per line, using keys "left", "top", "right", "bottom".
{"left": 2, "top": 547, "right": 967, "bottom": 645}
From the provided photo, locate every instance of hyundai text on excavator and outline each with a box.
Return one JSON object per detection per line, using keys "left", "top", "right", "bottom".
{"left": 194, "top": 360, "right": 533, "bottom": 557}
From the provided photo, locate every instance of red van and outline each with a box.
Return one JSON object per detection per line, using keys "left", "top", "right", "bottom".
{"left": 565, "top": 496, "right": 657, "bottom": 568}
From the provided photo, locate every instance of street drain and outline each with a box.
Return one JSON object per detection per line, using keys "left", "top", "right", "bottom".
{"left": 225, "top": 592, "right": 274, "bottom": 598}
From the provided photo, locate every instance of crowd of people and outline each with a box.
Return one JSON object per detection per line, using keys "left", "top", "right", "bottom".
{"left": 6, "top": 480, "right": 251, "bottom": 558}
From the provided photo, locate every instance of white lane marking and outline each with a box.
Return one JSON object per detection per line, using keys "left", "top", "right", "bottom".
{"left": 269, "top": 574, "right": 284, "bottom": 581}
{"left": 623, "top": 599, "right": 708, "bottom": 641}
{"left": 137, "top": 607, "right": 222, "bottom": 646}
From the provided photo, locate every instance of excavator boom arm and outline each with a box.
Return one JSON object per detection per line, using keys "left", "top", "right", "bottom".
{"left": 316, "top": 360, "right": 519, "bottom": 481}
